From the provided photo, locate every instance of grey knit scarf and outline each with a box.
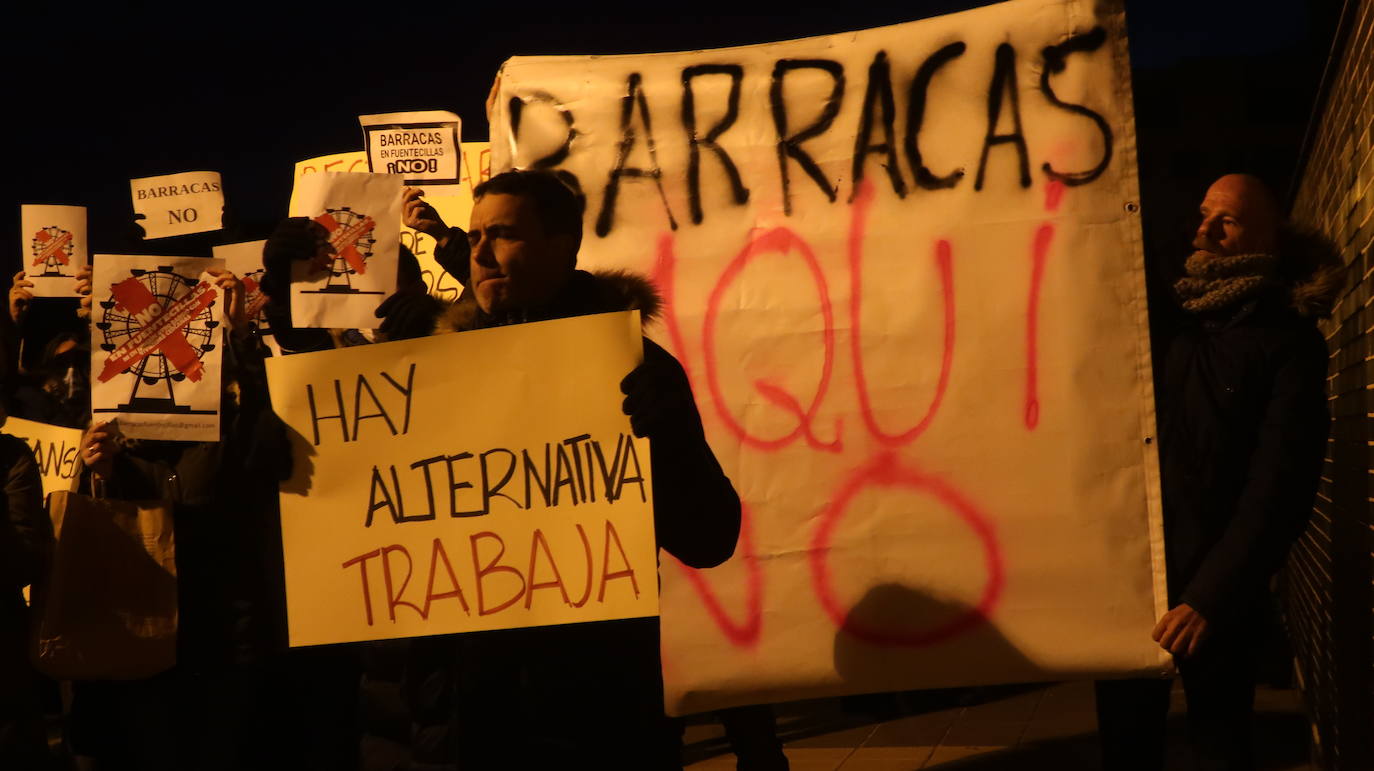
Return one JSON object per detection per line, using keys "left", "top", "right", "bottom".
{"left": 1173, "top": 251, "right": 1277, "bottom": 314}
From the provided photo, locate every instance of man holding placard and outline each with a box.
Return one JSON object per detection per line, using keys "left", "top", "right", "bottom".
{"left": 442, "top": 169, "right": 739, "bottom": 767}
{"left": 1097, "top": 175, "right": 1340, "bottom": 770}
{"left": 265, "top": 169, "right": 740, "bottom": 767}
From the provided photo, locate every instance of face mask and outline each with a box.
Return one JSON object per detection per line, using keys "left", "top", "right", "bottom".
{"left": 45, "top": 349, "right": 89, "bottom": 399}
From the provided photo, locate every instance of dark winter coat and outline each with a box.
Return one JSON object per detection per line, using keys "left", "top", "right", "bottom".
{"left": 403, "top": 268, "right": 741, "bottom": 769}
{"left": 90, "top": 334, "right": 293, "bottom": 668}
{"left": 1157, "top": 230, "right": 1342, "bottom": 627}
{"left": 0, "top": 433, "right": 47, "bottom": 710}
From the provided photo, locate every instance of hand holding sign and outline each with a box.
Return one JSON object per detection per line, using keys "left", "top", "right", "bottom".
{"left": 75, "top": 265, "right": 93, "bottom": 319}
{"left": 374, "top": 288, "right": 442, "bottom": 342}
{"left": 20, "top": 205, "right": 88, "bottom": 298}
{"left": 620, "top": 343, "right": 698, "bottom": 441}
{"left": 206, "top": 268, "right": 248, "bottom": 337}
{"left": 286, "top": 172, "right": 402, "bottom": 330}
{"left": 213, "top": 240, "right": 282, "bottom": 356}
{"left": 80, "top": 421, "right": 120, "bottom": 478}
{"left": 401, "top": 187, "right": 450, "bottom": 246}
{"left": 262, "top": 217, "right": 330, "bottom": 300}
{"left": 9, "top": 271, "right": 34, "bottom": 324}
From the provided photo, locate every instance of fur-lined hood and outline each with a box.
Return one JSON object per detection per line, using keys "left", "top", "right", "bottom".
{"left": 1278, "top": 225, "right": 1346, "bottom": 318}
{"left": 435, "top": 269, "right": 662, "bottom": 334}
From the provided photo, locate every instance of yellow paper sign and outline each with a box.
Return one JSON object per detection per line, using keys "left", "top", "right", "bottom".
{"left": 266, "top": 311, "right": 657, "bottom": 646}
{"left": 4, "top": 417, "right": 83, "bottom": 497}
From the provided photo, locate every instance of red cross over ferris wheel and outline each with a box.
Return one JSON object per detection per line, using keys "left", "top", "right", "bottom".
{"left": 31, "top": 226, "right": 77, "bottom": 277}
{"left": 303, "top": 206, "right": 386, "bottom": 295}
{"left": 94, "top": 267, "right": 221, "bottom": 415}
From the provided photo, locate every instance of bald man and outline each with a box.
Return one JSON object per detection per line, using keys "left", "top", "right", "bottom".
{"left": 1096, "top": 174, "right": 1341, "bottom": 771}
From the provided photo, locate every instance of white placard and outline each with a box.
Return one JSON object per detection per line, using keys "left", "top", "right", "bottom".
{"left": 130, "top": 171, "right": 225, "bottom": 239}
{"left": 286, "top": 172, "right": 402, "bottom": 329}
{"left": 212, "top": 240, "right": 281, "bottom": 356}
{"left": 20, "top": 205, "right": 87, "bottom": 298}
{"left": 360, "top": 110, "right": 463, "bottom": 186}
{"left": 90, "top": 255, "right": 225, "bottom": 441}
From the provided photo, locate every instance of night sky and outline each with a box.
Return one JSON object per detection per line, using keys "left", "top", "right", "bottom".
{"left": 3, "top": 0, "right": 1339, "bottom": 270}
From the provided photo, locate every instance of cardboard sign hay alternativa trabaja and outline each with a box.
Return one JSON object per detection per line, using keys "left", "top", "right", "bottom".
{"left": 266, "top": 310, "right": 657, "bottom": 646}
{"left": 20, "top": 205, "right": 87, "bottom": 298}
{"left": 130, "top": 171, "right": 224, "bottom": 239}
{"left": 89, "top": 255, "right": 226, "bottom": 442}
{"left": 490, "top": 0, "right": 1169, "bottom": 714}
{"left": 286, "top": 172, "right": 402, "bottom": 330}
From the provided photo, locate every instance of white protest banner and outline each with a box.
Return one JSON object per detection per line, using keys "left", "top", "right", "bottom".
{"left": 89, "top": 255, "right": 225, "bottom": 441}
{"left": 289, "top": 145, "right": 492, "bottom": 303}
{"left": 491, "top": 0, "right": 1168, "bottom": 714}
{"left": 266, "top": 311, "right": 657, "bottom": 646}
{"left": 360, "top": 110, "right": 463, "bottom": 186}
{"left": 4, "top": 417, "right": 83, "bottom": 497}
{"left": 130, "top": 171, "right": 225, "bottom": 239}
{"left": 20, "top": 205, "right": 87, "bottom": 298}
{"left": 287, "top": 172, "right": 402, "bottom": 329}
{"left": 212, "top": 240, "right": 281, "bottom": 356}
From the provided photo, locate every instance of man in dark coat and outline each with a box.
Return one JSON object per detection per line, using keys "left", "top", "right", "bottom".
{"left": 1096, "top": 174, "right": 1344, "bottom": 771}
{"left": 396, "top": 169, "right": 742, "bottom": 769}
{"left": 262, "top": 170, "right": 740, "bottom": 768}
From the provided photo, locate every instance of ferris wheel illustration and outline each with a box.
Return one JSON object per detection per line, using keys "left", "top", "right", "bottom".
{"left": 94, "top": 266, "right": 220, "bottom": 415}
{"left": 30, "top": 226, "right": 76, "bottom": 277}
{"left": 303, "top": 206, "right": 385, "bottom": 295}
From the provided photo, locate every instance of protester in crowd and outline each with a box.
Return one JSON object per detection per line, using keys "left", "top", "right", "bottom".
{"left": 260, "top": 231, "right": 473, "bottom": 770}
{"left": 69, "top": 265, "right": 363, "bottom": 770}
{"left": 3, "top": 269, "right": 90, "bottom": 426}
{"left": 0, "top": 400, "right": 53, "bottom": 768}
{"left": 263, "top": 169, "right": 742, "bottom": 769}
{"left": 1095, "top": 174, "right": 1344, "bottom": 771}
{"left": 434, "top": 169, "right": 741, "bottom": 768}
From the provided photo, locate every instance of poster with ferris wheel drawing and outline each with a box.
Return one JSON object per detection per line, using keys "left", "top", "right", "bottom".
{"left": 20, "top": 205, "right": 87, "bottom": 298}
{"left": 90, "top": 255, "right": 225, "bottom": 442}
{"left": 287, "top": 171, "right": 402, "bottom": 330}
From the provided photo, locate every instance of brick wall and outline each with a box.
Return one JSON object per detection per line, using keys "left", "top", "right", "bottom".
{"left": 1284, "top": 1, "right": 1374, "bottom": 769}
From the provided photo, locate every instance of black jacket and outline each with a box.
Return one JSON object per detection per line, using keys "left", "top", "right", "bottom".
{"left": 1156, "top": 234, "right": 1341, "bottom": 627}
{"left": 0, "top": 431, "right": 48, "bottom": 716}
{"left": 405, "top": 268, "right": 741, "bottom": 769}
